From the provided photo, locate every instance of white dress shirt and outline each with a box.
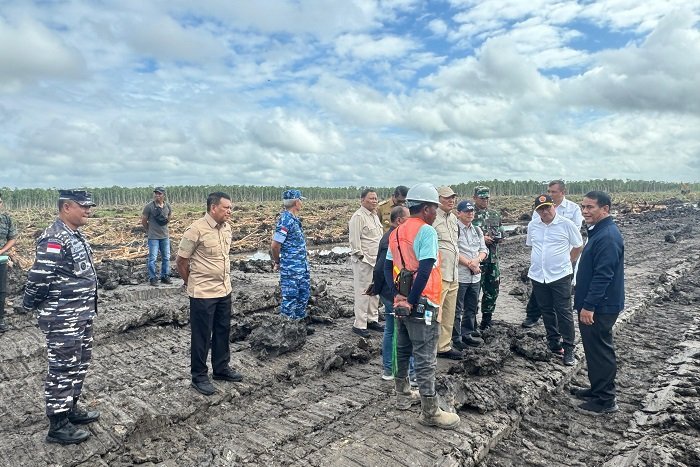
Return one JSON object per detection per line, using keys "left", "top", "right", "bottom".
{"left": 527, "top": 213, "right": 583, "bottom": 283}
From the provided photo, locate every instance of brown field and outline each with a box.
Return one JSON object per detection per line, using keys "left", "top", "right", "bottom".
{"left": 0, "top": 191, "right": 698, "bottom": 466}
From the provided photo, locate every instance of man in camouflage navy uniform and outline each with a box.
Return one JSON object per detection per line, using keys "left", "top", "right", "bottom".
{"left": 22, "top": 190, "right": 101, "bottom": 445}
{"left": 271, "top": 189, "right": 310, "bottom": 320}
{"left": 0, "top": 192, "right": 18, "bottom": 333}
{"left": 472, "top": 186, "right": 505, "bottom": 330}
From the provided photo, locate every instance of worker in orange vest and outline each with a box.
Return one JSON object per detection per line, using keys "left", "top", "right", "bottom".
{"left": 384, "top": 183, "right": 460, "bottom": 430}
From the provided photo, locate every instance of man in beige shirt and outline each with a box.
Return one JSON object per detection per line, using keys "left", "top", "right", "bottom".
{"left": 433, "top": 186, "right": 463, "bottom": 360}
{"left": 349, "top": 188, "right": 384, "bottom": 338}
{"left": 176, "top": 192, "right": 242, "bottom": 396}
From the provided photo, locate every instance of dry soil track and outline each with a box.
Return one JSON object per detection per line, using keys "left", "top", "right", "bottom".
{"left": 0, "top": 204, "right": 698, "bottom": 467}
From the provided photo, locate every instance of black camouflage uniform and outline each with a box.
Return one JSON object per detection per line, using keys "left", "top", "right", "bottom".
{"left": 22, "top": 190, "right": 100, "bottom": 444}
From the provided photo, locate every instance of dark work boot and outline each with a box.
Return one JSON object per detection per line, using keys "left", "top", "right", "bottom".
{"left": 395, "top": 377, "right": 420, "bottom": 410}
{"left": 68, "top": 397, "right": 100, "bottom": 424}
{"left": 46, "top": 413, "right": 91, "bottom": 444}
{"left": 479, "top": 313, "right": 493, "bottom": 331}
{"left": 418, "top": 395, "right": 460, "bottom": 430}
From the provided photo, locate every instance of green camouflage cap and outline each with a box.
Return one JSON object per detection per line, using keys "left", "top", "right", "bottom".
{"left": 473, "top": 186, "right": 490, "bottom": 198}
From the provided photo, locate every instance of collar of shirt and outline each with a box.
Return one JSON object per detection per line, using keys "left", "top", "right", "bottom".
{"left": 360, "top": 206, "right": 376, "bottom": 216}
{"left": 204, "top": 212, "right": 225, "bottom": 229}
{"left": 536, "top": 211, "right": 564, "bottom": 226}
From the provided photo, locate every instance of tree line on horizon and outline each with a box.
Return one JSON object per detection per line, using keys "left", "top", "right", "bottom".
{"left": 1, "top": 179, "right": 697, "bottom": 210}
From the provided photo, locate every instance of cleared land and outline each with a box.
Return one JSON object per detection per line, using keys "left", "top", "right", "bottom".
{"left": 0, "top": 194, "right": 698, "bottom": 466}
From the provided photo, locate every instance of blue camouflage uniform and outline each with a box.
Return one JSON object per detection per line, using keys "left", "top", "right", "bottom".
{"left": 23, "top": 192, "right": 98, "bottom": 417}
{"left": 273, "top": 190, "right": 310, "bottom": 320}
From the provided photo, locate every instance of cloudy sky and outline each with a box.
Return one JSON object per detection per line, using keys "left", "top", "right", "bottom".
{"left": 1, "top": 0, "right": 699, "bottom": 189}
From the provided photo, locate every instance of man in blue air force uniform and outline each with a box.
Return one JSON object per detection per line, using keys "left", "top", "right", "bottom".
{"left": 271, "top": 189, "right": 310, "bottom": 320}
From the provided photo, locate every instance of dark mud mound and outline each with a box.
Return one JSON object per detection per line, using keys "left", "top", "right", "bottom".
{"left": 233, "top": 258, "right": 273, "bottom": 273}
{"left": 438, "top": 374, "right": 523, "bottom": 414}
{"left": 4, "top": 264, "right": 27, "bottom": 296}
{"left": 248, "top": 315, "right": 307, "bottom": 358}
{"left": 318, "top": 336, "right": 376, "bottom": 373}
{"left": 96, "top": 259, "right": 150, "bottom": 290}
{"left": 450, "top": 324, "right": 553, "bottom": 376}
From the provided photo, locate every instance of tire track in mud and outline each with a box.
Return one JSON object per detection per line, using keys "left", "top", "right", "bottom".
{"left": 1, "top": 206, "right": 698, "bottom": 467}
{"left": 483, "top": 264, "right": 700, "bottom": 467}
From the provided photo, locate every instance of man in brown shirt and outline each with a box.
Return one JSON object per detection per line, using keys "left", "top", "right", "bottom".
{"left": 434, "top": 186, "right": 463, "bottom": 360}
{"left": 349, "top": 188, "right": 384, "bottom": 338}
{"left": 376, "top": 185, "right": 408, "bottom": 232}
{"left": 176, "top": 192, "right": 242, "bottom": 396}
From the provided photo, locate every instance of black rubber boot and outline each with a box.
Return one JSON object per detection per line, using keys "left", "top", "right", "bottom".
{"left": 68, "top": 397, "right": 101, "bottom": 424}
{"left": 479, "top": 313, "right": 493, "bottom": 331}
{"left": 46, "top": 413, "right": 91, "bottom": 444}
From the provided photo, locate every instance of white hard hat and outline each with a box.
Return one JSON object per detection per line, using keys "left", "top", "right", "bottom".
{"left": 406, "top": 183, "right": 439, "bottom": 206}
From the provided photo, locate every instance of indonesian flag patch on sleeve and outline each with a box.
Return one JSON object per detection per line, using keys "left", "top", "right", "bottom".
{"left": 46, "top": 242, "right": 62, "bottom": 254}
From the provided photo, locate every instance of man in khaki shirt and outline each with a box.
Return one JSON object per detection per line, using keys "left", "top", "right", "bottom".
{"left": 376, "top": 185, "right": 408, "bottom": 232}
{"left": 349, "top": 188, "right": 384, "bottom": 338}
{"left": 433, "top": 186, "right": 462, "bottom": 360}
{"left": 176, "top": 192, "right": 242, "bottom": 396}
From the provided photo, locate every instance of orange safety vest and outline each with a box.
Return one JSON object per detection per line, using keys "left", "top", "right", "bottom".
{"left": 388, "top": 217, "right": 442, "bottom": 306}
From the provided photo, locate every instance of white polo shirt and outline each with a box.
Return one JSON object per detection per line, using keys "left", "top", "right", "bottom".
{"left": 527, "top": 213, "right": 583, "bottom": 284}
{"left": 532, "top": 197, "right": 583, "bottom": 227}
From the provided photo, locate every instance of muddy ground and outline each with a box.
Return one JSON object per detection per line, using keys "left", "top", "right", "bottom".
{"left": 0, "top": 202, "right": 699, "bottom": 466}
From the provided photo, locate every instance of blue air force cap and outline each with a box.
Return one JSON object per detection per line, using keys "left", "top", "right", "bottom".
{"left": 283, "top": 189, "right": 306, "bottom": 200}
{"left": 59, "top": 189, "right": 96, "bottom": 207}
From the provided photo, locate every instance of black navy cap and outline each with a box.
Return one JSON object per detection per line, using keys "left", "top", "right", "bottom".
{"left": 154, "top": 186, "right": 166, "bottom": 193}
{"left": 59, "top": 189, "right": 96, "bottom": 207}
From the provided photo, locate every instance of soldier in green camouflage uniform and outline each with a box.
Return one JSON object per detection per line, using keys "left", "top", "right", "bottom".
{"left": 471, "top": 186, "right": 505, "bottom": 330}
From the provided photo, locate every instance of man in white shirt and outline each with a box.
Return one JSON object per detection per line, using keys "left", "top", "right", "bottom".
{"left": 349, "top": 188, "right": 384, "bottom": 338}
{"left": 523, "top": 180, "right": 584, "bottom": 328}
{"left": 526, "top": 194, "right": 583, "bottom": 366}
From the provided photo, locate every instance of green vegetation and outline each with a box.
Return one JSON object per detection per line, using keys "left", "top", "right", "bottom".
{"left": 1, "top": 180, "right": 697, "bottom": 209}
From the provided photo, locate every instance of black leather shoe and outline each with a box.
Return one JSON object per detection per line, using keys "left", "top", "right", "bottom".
{"left": 191, "top": 379, "right": 216, "bottom": 396}
{"left": 213, "top": 368, "right": 243, "bottom": 382}
{"left": 68, "top": 399, "right": 100, "bottom": 424}
{"left": 570, "top": 387, "right": 595, "bottom": 400}
{"left": 452, "top": 340, "right": 467, "bottom": 351}
{"left": 366, "top": 321, "right": 385, "bottom": 333}
{"left": 46, "top": 414, "right": 90, "bottom": 445}
{"left": 578, "top": 399, "right": 618, "bottom": 415}
{"left": 462, "top": 335, "right": 484, "bottom": 347}
{"left": 437, "top": 348, "right": 463, "bottom": 360}
{"left": 352, "top": 326, "right": 370, "bottom": 338}
{"left": 521, "top": 318, "right": 539, "bottom": 328}
{"left": 471, "top": 329, "right": 482, "bottom": 338}
{"left": 149, "top": 279, "right": 158, "bottom": 286}
{"left": 160, "top": 276, "right": 172, "bottom": 284}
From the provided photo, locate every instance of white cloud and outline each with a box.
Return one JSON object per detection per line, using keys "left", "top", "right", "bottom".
{"left": 1, "top": 0, "right": 699, "bottom": 190}
{"left": 0, "top": 18, "right": 86, "bottom": 90}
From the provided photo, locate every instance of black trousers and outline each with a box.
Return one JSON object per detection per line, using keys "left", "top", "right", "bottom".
{"left": 531, "top": 276, "right": 575, "bottom": 351}
{"left": 579, "top": 312, "right": 618, "bottom": 404}
{"left": 190, "top": 294, "right": 232, "bottom": 382}
{"left": 526, "top": 270, "right": 575, "bottom": 322}
{"left": 525, "top": 293, "right": 540, "bottom": 321}
{"left": 453, "top": 281, "right": 480, "bottom": 342}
